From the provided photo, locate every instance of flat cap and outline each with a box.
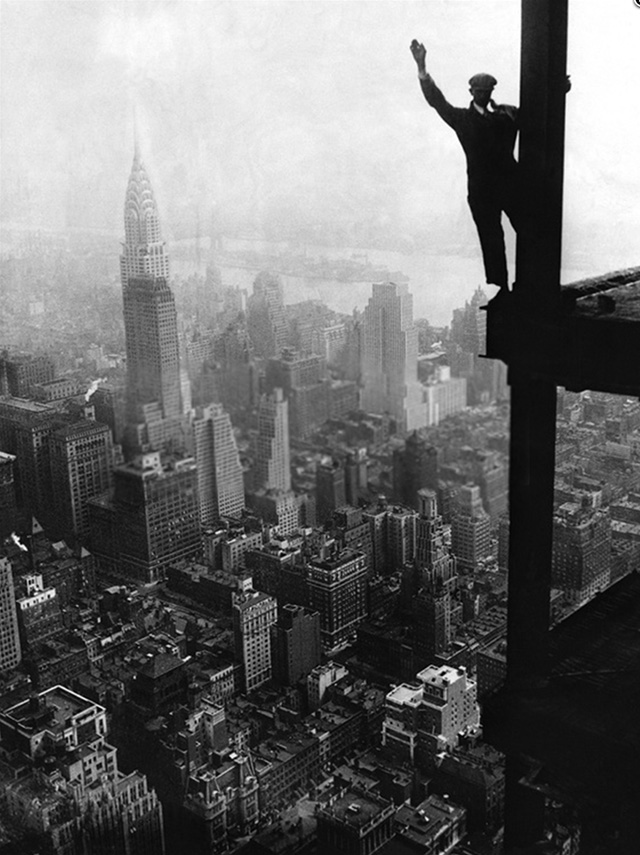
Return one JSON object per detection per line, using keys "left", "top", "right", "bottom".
{"left": 469, "top": 73, "right": 497, "bottom": 89}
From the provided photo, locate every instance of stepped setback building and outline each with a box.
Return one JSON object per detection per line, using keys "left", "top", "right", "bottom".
{"left": 253, "top": 389, "right": 291, "bottom": 493}
{"left": 192, "top": 404, "right": 245, "bottom": 526}
{"left": 246, "top": 271, "right": 288, "bottom": 359}
{"left": 360, "top": 281, "right": 426, "bottom": 433}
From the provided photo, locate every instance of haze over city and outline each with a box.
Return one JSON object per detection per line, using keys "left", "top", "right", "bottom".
{"left": 1, "top": 3, "right": 640, "bottom": 855}
{"left": 1, "top": 0, "right": 638, "bottom": 323}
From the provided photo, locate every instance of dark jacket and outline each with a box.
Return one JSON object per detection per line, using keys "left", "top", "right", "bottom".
{"left": 419, "top": 74, "right": 518, "bottom": 189}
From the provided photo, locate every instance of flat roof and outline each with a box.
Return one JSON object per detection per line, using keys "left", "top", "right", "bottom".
{"left": 4, "top": 685, "right": 100, "bottom": 731}
{"left": 386, "top": 684, "right": 422, "bottom": 705}
{"left": 323, "top": 790, "right": 393, "bottom": 828}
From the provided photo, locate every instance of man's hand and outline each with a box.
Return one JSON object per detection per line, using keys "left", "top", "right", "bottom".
{"left": 410, "top": 39, "right": 427, "bottom": 71}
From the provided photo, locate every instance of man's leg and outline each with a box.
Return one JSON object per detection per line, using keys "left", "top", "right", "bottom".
{"left": 468, "top": 193, "right": 508, "bottom": 289}
{"left": 502, "top": 176, "right": 529, "bottom": 236}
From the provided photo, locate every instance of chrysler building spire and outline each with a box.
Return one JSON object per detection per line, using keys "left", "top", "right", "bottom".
{"left": 120, "top": 144, "right": 170, "bottom": 287}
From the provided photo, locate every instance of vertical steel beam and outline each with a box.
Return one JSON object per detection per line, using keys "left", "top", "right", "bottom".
{"left": 504, "top": 1, "right": 569, "bottom": 849}
{"left": 516, "top": 0, "right": 569, "bottom": 300}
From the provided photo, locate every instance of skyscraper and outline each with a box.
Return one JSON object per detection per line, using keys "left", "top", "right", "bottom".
{"left": 213, "top": 320, "right": 259, "bottom": 419}
{"left": 265, "top": 349, "right": 328, "bottom": 439}
{"left": 451, "top": 485, "right": 492, "bottom": 572}
{"left": 0, "top": 451, "right": 18, "bottom": 537}
{"left": 271, "top": 604, "right": 321, "bottom": 686}
{"left": 48, "top": 419, "right": 114, "bottom": 543}
{"left": 307, "top": 545, "right": 368, "bottom": 651}
{"left": 315, "top": 457, "right": 347, "bottom": 525}
{"left": 254, "top": 389, "right": 291, "bottom": 492}
{"left": 412, "top": 489, "right": 457, "bottom": 667}
{"left": 0, "top": 397, "right": 57, "bottom": 525}
{"left": 360, "top": 281, "right": 426, "bottom": 432}
{"left": 123, "top": 275, "right": 183, "bottom": 426}
{"left": 552, "top": 502, "right": 611, "bottom": 604}
{"left": 119, "top": 143, "right": 185, "bottom": 455}
{"left": 233, "top": 590, "right": 278, "bottom": 693}
{"left": 393, "top": 431, "right": 440, "bottom": 509}
{"left": 246, "top": 271, "right": 288, "bottom": 359}
{"left": 0, "top": 353, "right": 55, "bottom": 398}
{"left": 88, "top": 451, "right": 201, "bottom": 584}
{"left": 0, "top": 556, "right": 21, "bottom": 671}
{"left": 191, "top": 404, "right": 245, "bottom": 526}
{"left": 120, "top": 143, "right": 170, "bottom": 287}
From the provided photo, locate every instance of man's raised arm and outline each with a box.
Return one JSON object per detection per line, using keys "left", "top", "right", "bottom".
{"left": 410, "top": 39, "right": 458, "bottom": 128}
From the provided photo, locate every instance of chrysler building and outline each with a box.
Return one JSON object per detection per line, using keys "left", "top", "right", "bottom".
{"left": 120, "top": 141, "right": 170, "bottom": 287}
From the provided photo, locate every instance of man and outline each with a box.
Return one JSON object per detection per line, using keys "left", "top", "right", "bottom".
{"left": 410, "top": 39, "right": 521, "bottom": 294}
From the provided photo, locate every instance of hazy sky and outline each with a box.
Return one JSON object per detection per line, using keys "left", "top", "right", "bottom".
{"left": 1, "top": 1, "right": 639, "bottom": 280}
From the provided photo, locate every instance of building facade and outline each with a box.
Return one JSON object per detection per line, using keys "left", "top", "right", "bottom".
{"left": 0, "top": 556, "right": 21, "bottom": 671}
{"left": 360, "top": 281, "right": 426, "bottom": 433}
{"left": 233, "top": 590, "right": 278, "bottom": 693}
{"left": 49, "top": 419, "right": 114, "bottom": 543}
{"left": 192, "top": 404, "right": 245, "bottom": 526}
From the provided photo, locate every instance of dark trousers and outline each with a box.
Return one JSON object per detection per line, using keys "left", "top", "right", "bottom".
{"left": 468, "top": 177, "right": 525, "bottom": 289}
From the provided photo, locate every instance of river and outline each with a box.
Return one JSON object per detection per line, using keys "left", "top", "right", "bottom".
{"left": 171, "top": 236, "right": 589, "bottom": 327}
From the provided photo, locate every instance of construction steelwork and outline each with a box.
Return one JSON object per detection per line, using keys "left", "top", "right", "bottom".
{"left": 482, "top": 2, "right": 640, "bottom": 852}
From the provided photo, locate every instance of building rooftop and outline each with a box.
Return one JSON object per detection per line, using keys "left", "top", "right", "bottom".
{"left": 3, "top": 685, "right": 100, "bottom": 733}
{"left": 386, "top": 684, "right": 422, "bottom": 706}
{"left": 321, "top": 789, "right": 394, "bottom": 829}
{"left": 417, "top": 665, "right": 468, "bottom": 688}
{"left": 394, "top": 795, "right": 465, "bottom": 847}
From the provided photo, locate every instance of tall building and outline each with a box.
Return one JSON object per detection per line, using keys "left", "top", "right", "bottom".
{"left": 451, "top": 485, "right": 492, "bottom": 572}
{"left": 360, "top": 281, "right": 425, "bottom": 432}
{"left": 316, "top": 457, "right": 347, "bottom": 525}
{"left": 191, "top": 404, "right": 245, "bottom": 526}
{"left": 307, "top": 545, "right": 368, "bottom": 651}
{"left": 393, "top": 431, "right": 439, "bottom": 509}
{"left": 48, "top": 419, "right": 114, "bottom": 543}
{"left": 449, "top": 287, "right": 508, "bottom": 405}
{"left": 467, "top": 448, "right": 509, "bottom": 520}
{"left": 0, "top": 556, "right": 21, "bottom": 671}
{"left": 423, "top": 365, "right": 468, "bottom": 426}
{"left": 265, "top": 349, "right": 328, "bottom": 439}
{"left": 254, "top": 389, "right": 291, "bottom": 492}
{"left": 0, "top": 397, "right": 57, "bottom": 524}
{"left": 344, "top": 449, "right": 368, "bottom": 507}
{"left": 120, "top": 143, "right": 170, "bottom": 287}
{"left": 16, "top": 573, "right": 65, "bottom": 652}
{"left": 123, "top": 275, "right": 183, "bottom": 426}
{"left": 412, "top": 489, "right": 457, "bottom": 667}
{"left": 0, "top": 685, "right": 165, "bottom": 855}
{"left": 0, "top": 352, "right": 55, "bottom": 398}
{"left": 233, "top": 590, "right": 278, "bottom": 693}
{"left": 88, "top": 451, "right": 201, "bottom": 584}
{"left": 552, "top": 502, "right": 612, "bottom": 604}
{"left": 0, "top": 451, "right": 18, "bottom": 537}
{"left": 213, "top": 320, "right": 259, "bottom": 419}
{"left": 246, "top": 271, "right": 288, "bottom": 359}
{"left": 385, "top": 505, "right": 418, "bottom": 572}
{"left": 271, "top": 604, "right": 321, "bottom": 686}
